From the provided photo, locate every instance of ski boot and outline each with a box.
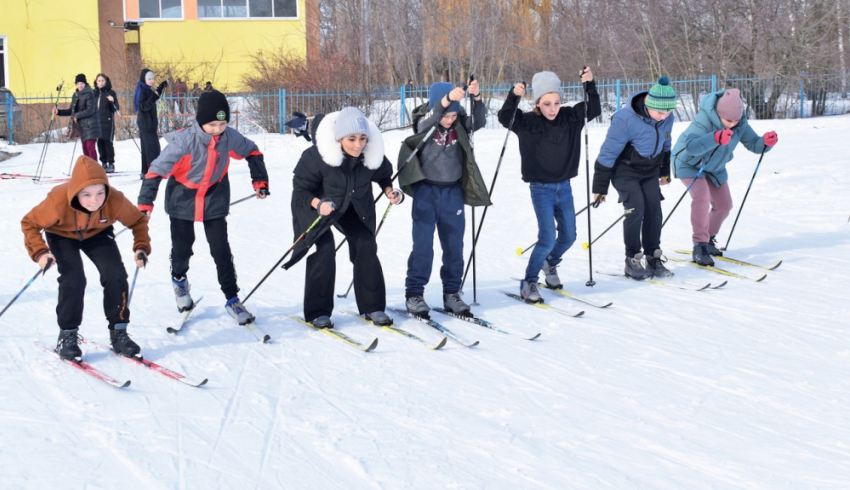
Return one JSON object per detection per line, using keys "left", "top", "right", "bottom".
{"left": 225, "top": 297, "right": 255, "bottom": 325}
{"left": 542, "top": 258, "right": 562, "bottom": 289}
{"left": 172, "top": 276, "right": 194, "bottom": 312}
{"left": 520, "top": 279, "right": 543, "bottom": 303}
{"left": 110, "top": 324, "right": 141, "bottom": 358}
{"left": 443, "top": 292, "right": 472, "bottom": 317}
{"left": 707, "top": 235, "right": 723, "bottom": 256}
{"left": 625, "top": 253, "right": 652, "bottom": 280}
{"left": 56, "top": 328, "right": 82, "bottom": 361}
{"left": 365, "top": 311, "right": 393, "bottom": 326}
{"left": 405, "top": 294, "right": 431, "bottom": 318}
{"left": 692, "top": 243, "right": 715, "bottom": 266}
{"left": 311, "top": 315, "right": 333, "bottom": 329}
{"left": 647, "top": 249, "right": 674, "bottom": 278}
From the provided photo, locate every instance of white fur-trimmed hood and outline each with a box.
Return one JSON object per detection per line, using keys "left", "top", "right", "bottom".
{"left": 315, "top": 111, "right": 385, "bottom": 170}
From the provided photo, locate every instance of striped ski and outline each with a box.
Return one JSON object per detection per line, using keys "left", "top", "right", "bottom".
{"left": 167, "top": 296, "right": 204, "bottom": 334}
{"left": 431, "top": 307, "right": 540, "bottom": 340}
{"left": 502, "top": 292, "right": 585, "bottom": 317}
{"left": 35, "top": 341, "right": 131, "bottom": 388}
{"left": 594, "top": 271, "right": 711, "bottom": 291}
{"left": 388, "top": 308, "right": 479, "bottom": 348}
{"left": 667, "top": 257, "right": 767, "bottom": 282}
{"left": 672, "top": 250, "right": 782, "bottom": 270}
{"left": 83, "top": 340, "right": 208, "bottom": 387}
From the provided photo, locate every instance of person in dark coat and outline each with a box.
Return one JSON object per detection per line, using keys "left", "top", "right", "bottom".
{"left": 94, "top": 73, "right": 119, "bottom": 173}
{"left": 54, "top": 74, "right": 101, "bottom": 161}
{"left": 133, "top": 69, "right": 168, "bottom": 176}
{"left": 592, "top": 76, "right": 677, "bottom": 280}
{"left": 283, "top": 107, "right": 403, "bottom": 329}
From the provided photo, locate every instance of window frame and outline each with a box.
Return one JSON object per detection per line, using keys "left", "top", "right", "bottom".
{"left": 138, "top": 0, "right": 185, "bottom": 21}
{"left": 197, "top": 0, "right": 299, "bottom": 20}
{"left": 0, "top": 36, "right": 7, "bottom": 89}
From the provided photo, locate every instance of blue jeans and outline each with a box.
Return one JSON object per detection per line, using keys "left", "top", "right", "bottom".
{"left": 405, "top": 182, "right": 466, "bottom": 295}
{"left": 525, "top": 181, "right": 576, "bottom": 281}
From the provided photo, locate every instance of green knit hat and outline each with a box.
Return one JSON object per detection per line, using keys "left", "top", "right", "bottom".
{"left": 645, "top": 76, "right": 677, "bottom": 111}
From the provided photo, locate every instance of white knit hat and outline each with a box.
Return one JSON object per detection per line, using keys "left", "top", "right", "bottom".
{"left": 531, "top": 71, "right": 563, "bottom": 101}
{"left": 334, "top": 107, "right": 369, "bottom": 141}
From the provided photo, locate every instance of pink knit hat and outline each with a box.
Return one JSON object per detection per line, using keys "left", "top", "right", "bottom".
{"left": 716, "top": 89, "right": 743, "bottom": 121}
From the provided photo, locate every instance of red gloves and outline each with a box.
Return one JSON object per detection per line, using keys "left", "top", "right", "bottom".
{"left": 763, "top": 131, "right": 777, "bottom": 147}
{"left": 714, "top": 129, "right": 733, "bottom": 145}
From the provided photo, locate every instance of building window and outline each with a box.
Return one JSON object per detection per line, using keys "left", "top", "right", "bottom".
{"left": 198, "top": 0, "right": 297, "bottom": 18}
{"left": 140, "top": 0, "right": 183, "bottom": 19}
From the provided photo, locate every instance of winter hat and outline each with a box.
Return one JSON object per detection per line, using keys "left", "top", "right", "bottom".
{"left": 428, "top": 82, "right": 460, "bottom": 113}
{"left": 196, "top": 90, "right": 230, "bottom": 126}
{"left": 75, "top": 73, "right": 87, "bottom": 85}
{"left": 334, "top": 107, "right": 369, "bottom": 141}
{"left": 645, "top": 76, "right": 677, "bottom": 111}
{"left": 144, "top": 70, "right": 156, "bottom": 82}
{"left": 531, "top": 71, "right": 563, "bottom": 101}
{"left": 716, "top": 88, "right": 744, "bottom": 121}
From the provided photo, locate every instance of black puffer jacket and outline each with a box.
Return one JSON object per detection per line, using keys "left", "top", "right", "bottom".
{"left": 95, "top": 77, "right": 119, "bottom": 141}
{"left": 136, "top": 70, "right": 160, "bottom": 132}
{"left": 57, "top": 85, "right": 101, "bottom": 142}
{"left": 283, "top": 111, "right": 393, "bottom": 269}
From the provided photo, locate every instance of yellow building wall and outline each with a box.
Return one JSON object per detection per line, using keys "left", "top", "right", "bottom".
{"left": 0, "top": 0, "right": 102, "bottom": 96}
{"left": 128, "top": 0, "right": 308, "bottom": 91}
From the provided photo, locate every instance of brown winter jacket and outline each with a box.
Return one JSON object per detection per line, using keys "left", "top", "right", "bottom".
{"left": 21, "top": 156, "right": 151, "bottom": 262}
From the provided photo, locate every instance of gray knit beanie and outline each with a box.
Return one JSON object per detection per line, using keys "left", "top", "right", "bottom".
{"left": 334, "top": 107, "right": 369, "bottom": 141}
{"left": 531, "top": 71, "right": 563, "bottom": 101}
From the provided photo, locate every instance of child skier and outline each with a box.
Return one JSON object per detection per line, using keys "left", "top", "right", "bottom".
{"left": 94, "top": 73, "right": 119, "bottom": 173}
{"left": 592, "top": 76, "right": 677, "bottom": 279}
{"left": 53, "top": 74, "right": 101, "bottom": 161}
{"left": 498, "top": 69, "right": 600, "bottom": 302}
{"left": 284, "top": 107, "right": 402, "bottom": 329}
{"left": 672, "top": 88, "right": 777, "bottom": 265}
{"left": 137, "top": 90, "right": 269, "bottom": 325}
{"left": 397, "top": 79, "right": 491, "bottom": 317}
{"left": 21, "top": 156, "right": 151, "bottom": 361}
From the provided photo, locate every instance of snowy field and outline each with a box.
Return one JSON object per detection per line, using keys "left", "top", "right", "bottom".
{"left": 1, "top": 114, "right": 849, "bottom": 489}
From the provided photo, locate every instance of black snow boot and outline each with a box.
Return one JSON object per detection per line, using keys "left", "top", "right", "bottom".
{"left": 110, "top": 324, "right": 141, "bottom": 358}
{"left": 647, "top": 250, "right": 674, "bottom": 278}
{"left": 707, "top": 236, "right": 723, "bottom": 256}
{"left": 692, "top": 243, "right": 715, "bottom": 266}
{"left": 56, "top": 328, "right": 82, "bottom": 361}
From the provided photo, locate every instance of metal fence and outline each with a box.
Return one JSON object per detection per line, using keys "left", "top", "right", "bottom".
{"left": 5, "top": 72, "right": 850, "bottom": 145}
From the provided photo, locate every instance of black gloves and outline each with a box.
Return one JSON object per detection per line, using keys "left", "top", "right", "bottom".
{"left": 156, "top": 81, "right": 168, "bottom": 94}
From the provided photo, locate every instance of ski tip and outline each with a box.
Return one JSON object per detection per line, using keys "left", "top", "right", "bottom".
{"left": 697, "top": 284, "right": 711, "bottom": 291}
{"left": 599, "top": 302, "right": 613, "bottom": 308}
{"left": 432, "top": 337, "right": 448, "bottom": 350}
{"left": 712, "top": 281, "right": 728, "bottom": 289}
{"left": 769, "top": 260, "right": 782, "bottom": 270}
{"left": 755, "top": 274, "right": 767, "bottom": 282}
{"left": 195, "top": 378, "right": 209, "bottom": 387}
{"left": 166, "top": 327, "right": 177, "bottom": 334}
{"left": 527, "top": 333, "right": 541, "bottom": 341}
{"left": 119, "top": 380, "right": 131, "bottom": 388}
{"left": 574, "top": 310, "right": 585, "bottom": 317}
{"left": 262, "top": 334, "right": 272, "bottom": 343}
{"left": 469, "top": 340, "right": 480, "bottom": 347}
{"left": 364, "top": 338, "right": 379, "bottom": 352}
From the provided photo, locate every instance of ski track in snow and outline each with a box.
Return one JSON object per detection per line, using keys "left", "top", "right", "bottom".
{"left": 1, "top": 116, "right": 850, "bottom": 488}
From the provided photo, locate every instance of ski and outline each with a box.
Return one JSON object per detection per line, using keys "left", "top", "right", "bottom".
{"left": 242, "top": 319, "right": 272, "bottom": 343}
{"left": 707, "top": 280, "right": 728, "bottom": 289}
{"left": 594, "top": 271, "right": 711, "bottom": 291}
{"left": 167, "top": 296, "right": 204, "bottom": 334}
{"left": 672, "top": 250, "right": 781, "bottom": 270}
{"left": 2, "top": 173, "right": 49, "bottom": 180}
{"left": 84, "top": 340, "right": 208, "bottom": 387}
{"left": 431, "top": 307, "right": 541, "bottom": 340}
{"left": 33, "top": 171, "right": 139, "bottom": 185}
{"left": 287, "top": 315, "right": 378, "bottom": 352}
{"left": 533, "top": 282, "right": 613, "bottom": 308}
{"left": 667, "top": 257, "right": 767, "bottom": 282}
{"left": 35, "top": 341, "right": 131, "bottom": 388}
{"left": 502, "top": 292, "right": 585, "bottom": 317}
{"left": 340, "top": 310, "right": 447, "bottom": 350}
{"left": 388, "top": 308, "right": 479, "bottom": 347}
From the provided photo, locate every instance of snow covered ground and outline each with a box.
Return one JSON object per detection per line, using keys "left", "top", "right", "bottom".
{"left": 1, "top": 114, "right": 849, "bottom": 489}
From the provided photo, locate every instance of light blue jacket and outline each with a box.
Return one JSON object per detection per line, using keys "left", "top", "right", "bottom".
{"left": 672, "top": 89, "right": 771, "bottom": 186}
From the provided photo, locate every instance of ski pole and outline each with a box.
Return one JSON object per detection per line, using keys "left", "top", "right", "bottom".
{"left": 66, "top": 137, "right": 78, "bottom": 176}
{"left": 35, "top": 81, "right": 65, "bottom": 181}
{"left": 115, "top": 110, "right": 142, "bottom": 153}
{"left": 126, "top": 253, "right": 147, "bottom": 307}
{"left": 722, "top": 148, "right": 767, "bottom": 251}
{"left": 515, "top": 204, "right": 591, "bottom": 256}
{"left": 230, "top": 193, "right": 257, "bottom": 206}
{"left": 0, "top": 259, "right": 54, "bottom": 319}
{"left": 581, "top": 208, "right": 635, "bottom": 250}
{"left": 581, "top": 67, "right": 596, "bottom": 287}
{"left": 467, "top": 75, "right": 479, "bottom": 305}
{"left": 337, "top": 201, "right": 395, "bottom": 299}
{"left": 243, "top": 215, "right": 323, "bottom": 303}
{"left": 661, "top": 147, "right": 719, "bottom": 228}
{"left": 460, "top": 80, "right": 525, "bottom": 292}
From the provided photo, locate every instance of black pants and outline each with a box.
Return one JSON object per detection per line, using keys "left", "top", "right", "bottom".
{"left": 46, "top": 227, "right": 129, "bottom": 331}
{"left": 139, "top": 128, "right": 160, "bottom": 175}
{"left": 612, "top": 174, "right": 663, "bottom": 258}
{"left": 170, "top": 216, "right": 239, "bottom": 300}
{"left": 97, "top": 138, "right": 115, "bottom": 165}
{"left": 304, "top": 206, "right": 386, "bottom": 322}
